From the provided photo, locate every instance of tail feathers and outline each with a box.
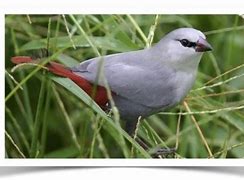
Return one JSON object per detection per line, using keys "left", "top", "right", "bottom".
{"left": 48, "top": 62, "right": 108, "bottom": 107}
{"left": 11, "top": 56, "right": 108, "bottom": 107}
{"left": 11, "top": 56, "right": 36, "bottom": 64}
{"left": 47, "top": 62, "right": 72, "bottom": 77}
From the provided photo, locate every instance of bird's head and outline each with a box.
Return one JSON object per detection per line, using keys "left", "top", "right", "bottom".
{"left": 156, "top": 28, "right": 212, "bottom": 70}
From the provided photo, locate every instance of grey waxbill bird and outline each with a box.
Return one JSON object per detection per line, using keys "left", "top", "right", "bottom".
{"left": 11, "top": 27, "right": 212, "bottom": 137}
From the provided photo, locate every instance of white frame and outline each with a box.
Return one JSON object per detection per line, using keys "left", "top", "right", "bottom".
{"left": 1, "top": 0, "right": 244, "bottom": 167}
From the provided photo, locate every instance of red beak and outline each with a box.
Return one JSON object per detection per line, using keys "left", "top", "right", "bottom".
{"left": 195, "top": 36, "right": 213, "bottom": 52}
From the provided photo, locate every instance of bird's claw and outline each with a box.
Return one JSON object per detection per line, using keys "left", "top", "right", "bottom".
{"left": 151, "top": 147, "right": 176, "bottom": 158}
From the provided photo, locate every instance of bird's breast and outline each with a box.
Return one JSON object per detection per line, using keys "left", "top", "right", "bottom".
{"left": 172, "top": 70, "right": 197, "bottom": 105}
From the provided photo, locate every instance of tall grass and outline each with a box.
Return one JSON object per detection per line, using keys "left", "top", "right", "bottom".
{"left": 5, "top": 15, "right": 244, "bottom": 158}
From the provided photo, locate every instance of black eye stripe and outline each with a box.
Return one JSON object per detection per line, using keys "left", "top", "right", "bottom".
{"left": 179, "top": 39, "right": 196, "bottom": 48}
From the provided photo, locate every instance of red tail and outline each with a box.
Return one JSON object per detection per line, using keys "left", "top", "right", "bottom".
{"left": 11, "top": 56, "right": 108, "bottom": 107}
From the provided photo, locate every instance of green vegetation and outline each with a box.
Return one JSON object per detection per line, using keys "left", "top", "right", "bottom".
{"left": 5, "top": 15, "right": 244, "bottom": 158}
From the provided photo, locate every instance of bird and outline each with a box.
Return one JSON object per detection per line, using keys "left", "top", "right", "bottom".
{"left": 11, "top": 28, "right": 212, "bottom": 137}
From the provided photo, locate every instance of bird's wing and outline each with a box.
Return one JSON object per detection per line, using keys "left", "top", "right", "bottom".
{"left": 71, "top": 51, "right": 176, "bottom": 108}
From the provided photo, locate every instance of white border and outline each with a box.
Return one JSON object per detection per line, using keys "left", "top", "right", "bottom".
{"left": 1, "top": 13, "right": 5, "bottom": 163}
{"left": 1, "top": 0, "right": 244, "bottom": 166}
{"left": 0, "top": 0, "right": 244, "bottom": 14}
{"left": 2, "top": 159, "right": 244, "bottom": 167}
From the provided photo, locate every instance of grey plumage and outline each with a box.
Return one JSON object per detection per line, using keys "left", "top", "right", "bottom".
{"left": 71, "top": 28, "right": 212, "bottom": 134}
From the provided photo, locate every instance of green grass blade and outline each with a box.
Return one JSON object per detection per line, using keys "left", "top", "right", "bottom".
{"left": 5, "top": 107, "right": 30, "bottom": 155}
{"left": 51, "top": 77, "right": 150, "bottom": 157}
{"left": 20, "top": 35, "right": 138, "bottom": 53}
{"left": 52, "top": 85, "right": 82, "bottom": 154}
{"left": 39, "top": 79, "right": 51, "bottom": 157}
{"left": 30, "top": 75, "right": 46, "bottom": 157}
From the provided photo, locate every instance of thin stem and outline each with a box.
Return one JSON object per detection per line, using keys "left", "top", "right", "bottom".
{"left": 192, "top": 73, "right": 244, "bottom": 92}
{"left": 126, "top": 15, "right": 148, "bottom": 46}
{"left": 52, "top": 86, "right": 81, "bottom": 153}
{"left": 204, "top": 63, "right": 244, "bottom": 86}
{"left": 5, "top": 131, "right": 26, "bottom": 158}
{"left": 130, "top": 116, "right": 141, "bottom": 157}
{"left": 95, "top": 119, "right": 109, "bottom": 158}
{"left": 159, "top": 105, "right": 244, "bottom": 115}
{"left": 19, "top": 71, "right": 34, "bottom": 134}
{"left": 5, "top": 75, "right": 26, "bottom": 119}
{"left": 30, "top": 75, "right": 46, "bottom": 157}
{"left": 175, "top": 109, "right": 182, "bottom": 150}
{"left": 69, "top": 15, "right": 100, "bottom": 56}
{"left": 90, "top": 115, "right": 108, "bottom": 158}
{"left": 40, "top": 80, "right": 51, "bottom": 157}
{"left": 5, "top": 107, "right": 30, "bottom": 154}
{"left": 204, "top": 25, "right": 244, "bottom": 35}
{"left": 62, "top": 14, "right": 76, "bottom": 49}
{"left": 26, "top": 15, "right": 32, "bottom": 24}
{"left": 187, "top": 89, "right": 244, "bottom": 100}
{"left": 5, "top": 70, "right": 23, "bottom": 90}
{"left": 211, "top": 141, "right": 244, "bottom": 158}
{"left": 183, "top": 101, "right": 213, "bottom": 157}
{"left": 146, "top": 15, "right": 159, "bottom": 47}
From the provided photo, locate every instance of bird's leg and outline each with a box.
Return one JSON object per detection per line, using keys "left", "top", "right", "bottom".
{"left": 126, "top": 117, "right": 150, "bottom": 149}
{"left": 126, "top": 118, "right": 176, "bottom": 158}
{"left": 135, "top": 136, "right": 150, "bottom": 150}
{"left": 136, "top": 136, "right": 176, "bottom": 158}
{"left": 151, "top": 147, "right": 176, "bottom": 158}
{"left": 152, "top": 111, "right": 182, "bottom": 158}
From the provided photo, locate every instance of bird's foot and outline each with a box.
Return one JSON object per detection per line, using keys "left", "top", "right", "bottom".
{"left": 151, "top": 147, "right": 176, "bottom": 158}
{"left": 135, "top": 137, "right": 176, "bottom": 158}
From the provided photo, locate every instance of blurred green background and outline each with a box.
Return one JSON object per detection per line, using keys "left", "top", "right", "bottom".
{"left": 5, "top": 15, "right": 244, "bottom": 158}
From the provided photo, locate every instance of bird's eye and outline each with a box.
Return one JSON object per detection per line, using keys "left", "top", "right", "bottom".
{"left": 179, "top": 39, "right": 196, "bottom": 48}
{"left": 180, "top": 39, "right": 190, "bottom": 47}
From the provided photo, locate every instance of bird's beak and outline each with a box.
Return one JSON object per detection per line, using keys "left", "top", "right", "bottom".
{"left": 195, "top": 36, "right": 213, "bottom": 52}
